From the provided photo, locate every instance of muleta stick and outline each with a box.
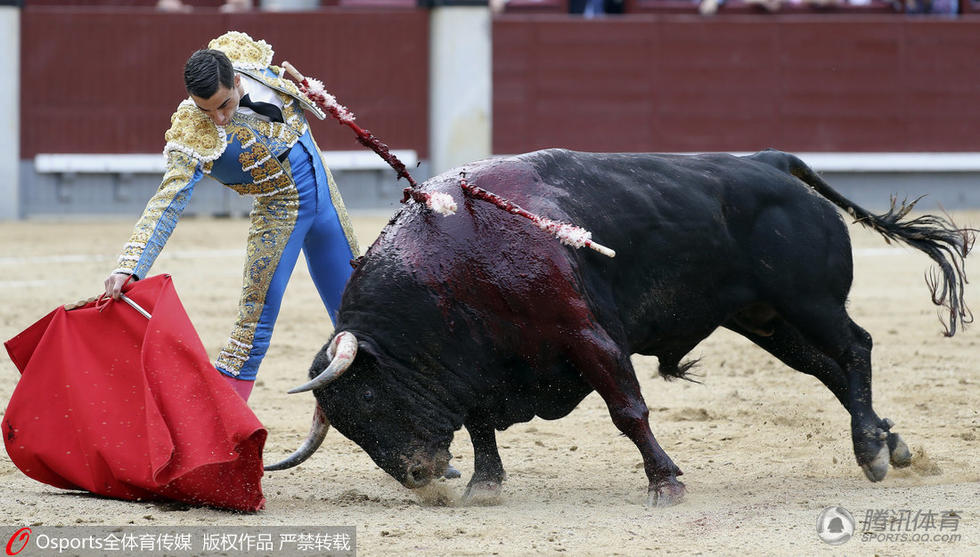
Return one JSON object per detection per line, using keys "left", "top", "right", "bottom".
{"left": 460, "top": 176, "right": 616, "bottom": 258}
{"left": 280, "top": 61, "right": 457, "bottom": 216}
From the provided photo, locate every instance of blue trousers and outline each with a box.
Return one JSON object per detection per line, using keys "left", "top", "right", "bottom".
{"left": 216, "top": 144, "right": 355, "bottom": 381}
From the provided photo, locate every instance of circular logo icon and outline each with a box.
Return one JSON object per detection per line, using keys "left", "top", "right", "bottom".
{"left": 816, "top": 506, "right": 855, "bottom": 545}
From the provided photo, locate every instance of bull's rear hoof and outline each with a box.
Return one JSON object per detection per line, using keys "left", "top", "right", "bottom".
{"left": 646, "top": 477, "right": 686, "bottom": 507}
{"left": 462, "top": 481, "right": 502, "bottom": 506}
{"left": 888, "top": 433, "right": 912, "bottom": 468}
{"left": 860, "top": 444, "right": 890, "bottom": 482}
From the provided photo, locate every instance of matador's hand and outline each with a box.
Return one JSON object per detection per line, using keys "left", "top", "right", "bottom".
{"left": 104, "top": 272, "right": 132, "bottom": 300}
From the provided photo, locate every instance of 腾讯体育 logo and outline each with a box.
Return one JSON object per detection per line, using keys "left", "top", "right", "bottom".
{"left": 817, "top": 506, "right": 855, "bottom": 546}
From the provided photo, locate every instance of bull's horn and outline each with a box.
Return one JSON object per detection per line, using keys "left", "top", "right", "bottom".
{"left": 264, "top": 404, "right": 329, "bottom": 471}
{"left": 288, "top": 331, "right": 358, "bottom": 394}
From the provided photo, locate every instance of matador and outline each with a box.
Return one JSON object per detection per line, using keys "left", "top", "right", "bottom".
{"left": 106, "top": 31, "right": 359, "bottom": 402}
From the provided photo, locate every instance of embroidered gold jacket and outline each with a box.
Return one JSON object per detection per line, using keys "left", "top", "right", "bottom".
{"left": 115, "top": 32, "right": 356, "bottom": 278}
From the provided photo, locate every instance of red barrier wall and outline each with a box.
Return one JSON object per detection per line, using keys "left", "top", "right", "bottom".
{"left": 21, "top": 8, "right": 430, "bottom": 157}
{"left": 494, "top": 15, "right": 980, "bottom": 154}
{"left": 22, "top": 11, "right": 980, "bottom": 158}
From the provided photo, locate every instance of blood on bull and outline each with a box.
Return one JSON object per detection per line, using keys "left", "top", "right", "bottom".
{"left": 269, "top": 150, "right": 976, "bottom": 505}
{"left": 264, "top": 147, "right": 975, "bottom": 507}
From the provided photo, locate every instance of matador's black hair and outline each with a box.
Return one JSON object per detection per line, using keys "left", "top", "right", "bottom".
{"left": 184, "top": 49, "right": 235, "bottom": 99}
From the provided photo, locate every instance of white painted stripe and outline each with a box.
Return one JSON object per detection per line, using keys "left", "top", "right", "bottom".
{"left": 798, "top": 152, "right": 980, "bottom": 173}
{"left": 34, "top": 149, "right": 419, "bottom": 173}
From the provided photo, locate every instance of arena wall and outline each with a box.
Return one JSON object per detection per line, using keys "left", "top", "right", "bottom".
{"left": 492, "top": 15, "right": 980, "bottom": 154}
{"left": 19, "top": 8, "right": 430, "bottom": 159}
{"left": 13, "top": 7, "right": 980, "bottom": 217}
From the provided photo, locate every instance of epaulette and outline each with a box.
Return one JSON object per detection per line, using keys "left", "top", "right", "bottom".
{"left": 163, "top": 99, "right": 227, "bottom": 162}
{"left": 208, "top": 31, "right": 273, "bottom": 71}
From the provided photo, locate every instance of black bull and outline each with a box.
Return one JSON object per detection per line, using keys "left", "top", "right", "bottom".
{"left": 267, "top": 149, "right": 974, "bottom": 506}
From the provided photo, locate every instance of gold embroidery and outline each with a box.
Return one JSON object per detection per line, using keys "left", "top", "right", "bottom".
{"left": 270, "top": 172, "right": 292, "bottom": 191}
{"left": 215, "top": 186, "right": 301, "bottom": 376}
{"left": 234, "top": 128, "right": 254, "bottom": 144}
{"left": 208, "top": 31, "right": 273, "bottom": 70}
{"left": 252, "top": 166, "right": 270, "bottom": 183}
{"left": 251, "top": 141, "right": 270, "bottom": 157}
{"left": 164, "top": 100, "right": 226, "bottom": 162}
{"left": 273, "top": 77, "right": 302, "bottom": 102}
{"left": 280, "top": 96, "right": 310, "bottom": 131}
{"left": 239, "top": 150, "right": 257, "bottom": 169}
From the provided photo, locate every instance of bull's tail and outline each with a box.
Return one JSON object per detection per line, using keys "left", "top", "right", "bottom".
{"left": 750, "top": 149, "right": 977, "bottom": 337}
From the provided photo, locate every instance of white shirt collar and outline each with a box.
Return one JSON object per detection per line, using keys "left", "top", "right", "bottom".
{"left": 237, "top": 73, "right": 284, "bottom": 121}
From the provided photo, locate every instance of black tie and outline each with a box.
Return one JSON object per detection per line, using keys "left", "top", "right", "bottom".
{"left": 239, "top": 94, "right": 284, "bottom": 123}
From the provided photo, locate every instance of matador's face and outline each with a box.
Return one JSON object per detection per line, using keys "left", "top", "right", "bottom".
{"left": 190, "top": 73, "right": 244, "bottom": 127}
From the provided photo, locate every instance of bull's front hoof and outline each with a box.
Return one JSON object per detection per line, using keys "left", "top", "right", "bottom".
{"left": 442, "top": 463, "right": 462, "bottom": 479}
{"left": 888, "top": 433, "right": 912, "bottom": 468}
{"left": 462, "top": 481, "right": 502, "bottom": 506}
{"left": 646, "top": 477, "right": 686, "bottom": 507}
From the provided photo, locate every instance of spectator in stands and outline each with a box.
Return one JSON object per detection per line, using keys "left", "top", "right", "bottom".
{"left": 906, "top": 0, "right": 959, "bottom": 13}
{"left": 104, "top": 32, "right": 360, "bottom": 404}
{"left": 156, "top": 0, "right": 253, "bottom": 10}
{"left": 569, "top": 0, "right": 624, "bottom": 16}
{"left": 156, "top": 0, "right": 192, "bottom": 11}
{"left": 698, "top": 0, "right": 722, "bottom": 14}
{"left": 220, "top": 0, "right": 253, "bottom": 11}
{"left": 743, "top": 0, "right": 784, "bottom": 10}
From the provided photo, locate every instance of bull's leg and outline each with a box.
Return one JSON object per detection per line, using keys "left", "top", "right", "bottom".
{"left": 829, "top": 319, "right": 912, "bottom": 480}
{"left": 462, "top": 417, "right": 506, "bottom": 505}
{"left": 727, "top": 312, "right": 910, "bottom": 481}
{"left": 571, "top": 328, "right": 686, "bottom": 507}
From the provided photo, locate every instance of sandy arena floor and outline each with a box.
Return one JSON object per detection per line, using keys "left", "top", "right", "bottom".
{"left": 1, "top": 209, "right": 978, "bottom": 556}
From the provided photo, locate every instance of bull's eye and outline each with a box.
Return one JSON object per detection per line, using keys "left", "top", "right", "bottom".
{"left": 362, "top": 389, "right": 374, "bottom": 403}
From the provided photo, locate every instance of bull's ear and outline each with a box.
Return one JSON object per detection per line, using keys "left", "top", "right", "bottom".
{"left": 289, "top": 332, "right": 358, "bottom": 394}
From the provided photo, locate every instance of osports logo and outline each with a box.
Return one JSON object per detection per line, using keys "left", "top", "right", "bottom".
{"left": 5, "top": 527, "right": 30, "bottom": 556}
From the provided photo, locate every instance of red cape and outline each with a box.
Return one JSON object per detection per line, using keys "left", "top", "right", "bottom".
{"left": 3, "top": 275, "right": 266, "bottom": 511}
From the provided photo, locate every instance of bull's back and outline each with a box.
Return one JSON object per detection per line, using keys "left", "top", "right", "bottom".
{"left": 518, "top": 148, "right": 837, "bottom": 249}
{"left": 513, "top": 149, "right": 853, "bottom": 348}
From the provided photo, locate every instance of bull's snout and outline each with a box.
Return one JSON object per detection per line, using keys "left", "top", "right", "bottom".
{"left": 393, "top": 446, "right": 451, "bottom": 489}
{"left": 404, "top": 462, "right": 435, "bottom": 489}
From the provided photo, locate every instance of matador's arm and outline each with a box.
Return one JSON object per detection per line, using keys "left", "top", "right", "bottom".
{"left": 114, "top": 151, "right": 203, "bottom": 279}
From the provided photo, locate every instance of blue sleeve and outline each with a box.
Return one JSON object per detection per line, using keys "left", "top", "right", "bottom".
{"left": 115, "top": 151, "right": 203, "bottom": 279}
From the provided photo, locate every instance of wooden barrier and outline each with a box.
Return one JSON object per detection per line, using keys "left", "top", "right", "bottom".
{"left": 493, "top": 15, "right": 980, "bottom": 154}
{"left": 20, "top": 8, "right": 430, "bottom": 157}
